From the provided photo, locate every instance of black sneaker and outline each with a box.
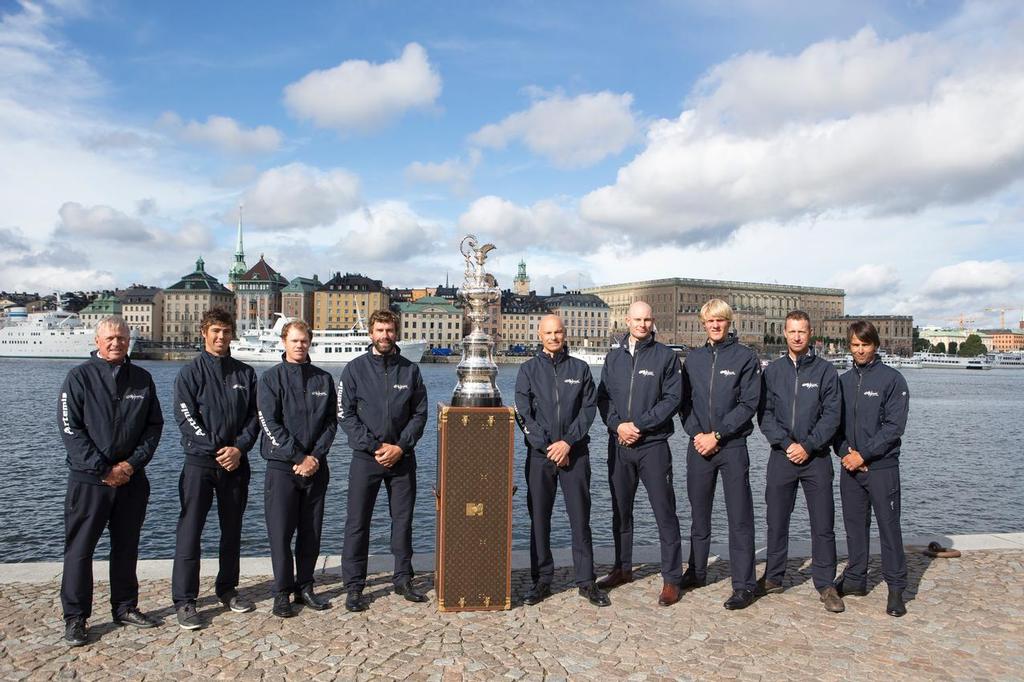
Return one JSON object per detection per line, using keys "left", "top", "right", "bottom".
{"left": 64, "top": 618, "right": 87, "bottom": 647}
{"left": 522, "top": 583, "right": 552, "bottom": 605}
{"left": 113, "top": 608, "right": 160, "bottom": 628}
{"left": 220, "top": 591, "right": 255, "bottom": 613}
{"left": 176, "top": 602, "right": 202, "bottom": 630}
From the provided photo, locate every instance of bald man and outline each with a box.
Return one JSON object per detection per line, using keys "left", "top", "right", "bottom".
{"left": 514, "top": 315, "right": 609, "bottom": 607}
{"left": 597, "top": 302, "right": 685, "bottom": 606}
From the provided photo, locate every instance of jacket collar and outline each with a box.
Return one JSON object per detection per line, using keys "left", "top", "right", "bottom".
{"left": 89, "top": 350, "right": 130, "bottom": 370}
{"left": 536, "top": 347, "right": 568, "bottom": 365}
{"left": 789, "top": 348, "right": 817, "bottom": 368}
{"left": 706, "top": 333, "right": 737, "bottom": 350}
{"left": 280, "top": 352, "right": 312, "bottom": 367}
{"left": 853, "top": 354, "right": 881, "bottom": 372}
{"left": 618, "top": 332, "right": 656, "bottom": 354}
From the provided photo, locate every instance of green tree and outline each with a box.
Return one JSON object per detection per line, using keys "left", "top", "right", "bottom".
{"left": 957, "top": 334, "right": 988, "bottom": 357}
{"left": 914, "top": 337, "right": 930, "bottom": 352}
{"left": 931, "top": 341, "right": 946, "bottom": 354}
{"left": 948, "top": 341, "right": 958, "bottom": 355}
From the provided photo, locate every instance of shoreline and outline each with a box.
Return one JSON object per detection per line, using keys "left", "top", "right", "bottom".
{"left": 3, "top": 532, "right": 1020, "bottom": 584}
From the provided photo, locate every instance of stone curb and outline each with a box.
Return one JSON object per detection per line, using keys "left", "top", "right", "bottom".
{"left": 1, "top": 532, "right": 1019, "bottom": 584}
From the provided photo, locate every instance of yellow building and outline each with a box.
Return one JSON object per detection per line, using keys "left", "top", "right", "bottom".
{"left": 393, "top": 296, "right": 462, "bottom": 349}
{"left": 822, "top": 315, "right": 914, "bottom": 355}
{"left": 313, "top": 273, "right": 389, "bottom": 330}
{"left": 162, "top": 257, "right": 234, "bottom": 345}
{"left": 499, "top": 291, "right": 548, "bottom": 352}
{"left": 119, "top": 286, "right": 164, "bottom": 341}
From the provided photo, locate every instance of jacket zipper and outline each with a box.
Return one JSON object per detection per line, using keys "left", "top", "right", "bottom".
{"left": 551, "top": 357, "right": 562, "bottom": 440}
{"left": 791, "top": 357, "right": 799, "bottom": 434}
{"left": 626, "top": 342, "right": 639, "bottom": 419}
{"left": 708, "top": 345, "right": 718, "bottom": 431}
{"left": 852, "top": 367, "right": 863, "bottom": 451}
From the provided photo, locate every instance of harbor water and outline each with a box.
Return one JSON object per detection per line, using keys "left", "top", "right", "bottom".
{"left": 0, "top": 357, "right": 1021, "bottom": 563}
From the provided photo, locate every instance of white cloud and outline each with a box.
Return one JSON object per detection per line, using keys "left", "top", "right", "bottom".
{"left": 158, "top": 111, "right": 282, "bottom": 154}
{"left": 283, "top": 42, "right": 441, "bottom": 133}
{"left": 921, "top": 260, "right": 1021, "bottom": 296}
{"left": 338, "top": 201, "right": 441, "bottom": 261}
{"left": 458, "top": 195, "right": 611, "bottom": 252}
{"left": 404, "top": 149, "right": 481, "bottom": 194}
{"left": 579, "top": 11, "right": 1024, "bottom": 246}
{"left": 237, "top": 163, "right": 362, "bottom": 231}
{"left": 830, "top": 264, "right": 901, "bottom": 296}
{"left": 470, "top": 91, "right": 640, "bottom": 168}
{"left": 58, "top": 201, "right": 153, "bottom": 242}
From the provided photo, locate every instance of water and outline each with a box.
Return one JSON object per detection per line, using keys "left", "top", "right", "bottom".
{"left": 1, "top": 358, "right": 1022, "bottom": 563}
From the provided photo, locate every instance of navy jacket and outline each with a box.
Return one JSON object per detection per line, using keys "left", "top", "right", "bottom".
{"left": 680, "top": 334, "right": 762, "bottom": 448}
{"left": 514, "top": 348, "right": 597, "bottom": 456}
{"left": 58, "top": 352, "right": 163, "bottom": 485}
{"left": 597, "top": 333, "right": 683, "bottom": 447}
{"left": 338, "top": 348, "right": 428, "bottom": 458}
{"left": 173, "top": 350, "right": 260, "bottom": 468}
{"left": 257, "top": 355, "right": 338, "bottom": 471}
{"left": 833, "top": 356, "right": 909, "bottom": 469}
{"left": 758, "top": 350, "right": 841, "bottom": 457}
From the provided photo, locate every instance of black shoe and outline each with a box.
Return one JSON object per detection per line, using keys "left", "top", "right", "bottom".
{"left": 272, "top": 593, "right": 295, "bottom": 618}
{"left": 113, "top": 608, "right": 160, "bottom": 628}
{"left": 886, "top": 588, "right": 907, "bottom": 617}
{"left": 176, "top": 602, "right": 202, "bottom": 630}
{"left": 578, "top": 583, "right": 611, "bottom": 607}
{"left": 835, "top": 578, "right": 867, "bottom": 597}
{"left": 522, "top": 583, "right": 552, "bottom": 605}
{"left": 755, "top": 576, "right": 784, "bottom": 596}
{"left": 679, "top": 571, "right": 706, "bottom": 591}
{"left": 723, "top": 589, "right": 755, "bottom": 610}
{"left": 345, "top": 590, "right": 367, "bottom": 613}
{"left": 64, "top": 618, "right": 87, "bottom": 647}
{"left": 295, "top": 586, "right": 330, "bottom": 611}
{"left": 394, "top": 581, "right": 428, "bottom": 603}
{"left": 220, "top": 591, "right": 255, "bottom": 613}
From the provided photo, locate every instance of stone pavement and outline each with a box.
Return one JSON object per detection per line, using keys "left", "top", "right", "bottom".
{"left": 0, "top": 539, "right": 1021, "bottom": 681}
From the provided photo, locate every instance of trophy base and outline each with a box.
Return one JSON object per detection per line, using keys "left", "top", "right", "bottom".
{"left": 451, "top": 394, "right": 503, "bottom": 408}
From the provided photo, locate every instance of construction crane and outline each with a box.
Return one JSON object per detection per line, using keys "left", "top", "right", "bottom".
{"left": 984, "top": 306, "right": 1013, "bottom": 329}
{"left": 945, "top": 315, "right": 975, "bottom": 330}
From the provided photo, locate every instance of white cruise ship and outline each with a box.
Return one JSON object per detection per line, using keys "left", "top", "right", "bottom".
{"left": 914, "top": 352, "right": 992, "bottom": 370}
{"left": 988, "top": 352, "right": 1024, "bottom": 369}
{"left": 230, "top": 315, "right": 428, "bottom": 364}
{"left": 0, "top": 307, "right": 137, "bottom": 359}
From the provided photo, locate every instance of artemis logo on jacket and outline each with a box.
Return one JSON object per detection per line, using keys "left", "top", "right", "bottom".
{"left": 864, "top": 390, "right": 880, "bottom": 397}
{"left": 393, "top": 384, "right": 409, "bottom": 390}
{"left": 311, "top": 390, "right": 328, "bottom": 397}
{"left": 61, "top": 392, "right": 73, "bottom": 435}
{"left": 719, "top": 369, "right": 736, "bottom": 376}
{"left": 124, "top": 394, "right": 145, "bottom": 400}
{"left": 563, "top": 378, "right": 581, "bottom": 384}
{"left": 637, "top": 369, "right": 655, "bottom": 377}
{"left": 801, "top": 382, "right": 819, "bottom": 389}
{"left": 231, "top": 384, "right": 245, "bottom": 390}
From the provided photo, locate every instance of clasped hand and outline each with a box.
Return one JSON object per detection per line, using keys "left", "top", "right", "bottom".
{"left": 292, "top": 455, "right": 319, "bottom": 477}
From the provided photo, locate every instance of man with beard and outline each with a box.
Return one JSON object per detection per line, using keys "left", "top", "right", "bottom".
{"left": 339, "top": 309, "right": 428, "bottom": 612}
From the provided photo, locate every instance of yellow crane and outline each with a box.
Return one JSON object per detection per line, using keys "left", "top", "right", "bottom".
{"left": 945, "top": 315, "right": 975, "bottom": 330}
{"left": 984, "top": 306, "right": 1013, "bottom": 329}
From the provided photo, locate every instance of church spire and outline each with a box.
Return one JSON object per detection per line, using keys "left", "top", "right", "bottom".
{"left": 228, "top": 203, "right": 248, "bottom": 291}
{"left": 235, "top": 203, "right": 245, "bottom": 258}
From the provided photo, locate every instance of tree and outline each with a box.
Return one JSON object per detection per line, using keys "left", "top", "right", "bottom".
{"left": 958, "top": 334, "right": 988, "bottom": 357}
{"left": 931, "top": 342, "right": 946, "bottom": 354}
{"left": 948, "top": 341, "right": 958, "bottom": 355}
{"left": 914, "top": 337, "right": 930, "bottom": 352}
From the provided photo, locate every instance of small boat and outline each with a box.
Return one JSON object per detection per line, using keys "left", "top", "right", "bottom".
{"left": 0, "top": 306, "right": 137, "bottom": 359}
{"left": 914, "top": 352, "right": 992, "bottom": 370}
{"left": 987, "top": 352, "right": 1024, "bottom": 369}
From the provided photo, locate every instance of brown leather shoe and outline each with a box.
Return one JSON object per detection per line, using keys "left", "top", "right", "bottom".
{"left": 658, "top": 582, "right": 681, "bottom": 606}
{"left": 596, "top": 569, "right": 633, "bottom": 590}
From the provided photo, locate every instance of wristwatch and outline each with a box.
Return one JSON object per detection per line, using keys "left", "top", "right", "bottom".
{"left": 714, "top": 431, "right": 722, "bottom": 442}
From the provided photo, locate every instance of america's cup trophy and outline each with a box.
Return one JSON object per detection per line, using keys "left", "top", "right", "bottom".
{"left": 451, "top": 234, "right": 502, "bottom": 406}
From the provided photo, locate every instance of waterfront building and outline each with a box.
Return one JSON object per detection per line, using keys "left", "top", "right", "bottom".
{"left": 78, "top": 293, "right": 121, "bottom": 327}
{"left": 822, "top": 315, "right": 914, "bottom": 355}
{"left": 392, "top": 296, "right": 462, "bottom": 349}
{"left": 977, "top": 329, "right": 1024, "bottom": 352}
{"left": 433, "top": 284, "right": 459, "bottom": 302}
{"left": 499, "top": 290, "right": 548, "bottom": 352}
{"left": 513, "top": 259, "right": 531, "bottom": 296}
{"left": 312, "top": 272, "right": 390, "bottom": 330}
{"left": 118, "top": 285, "right": 164, "bottom": 341}
{"left": 583, "top": 278, "right": 845, "bottom": 348}
{"left": 162, "top": 257, "right": 234, "bottom": 344}
{"left": 677, "top": 306, "right": 766, "bottom": 348}
{"left": 918, "top": 327, "right": 970, "bottom": 351}
{"left": 233, "top": 255, "right": 288, "bottom": 330}
{"left": 281, "top": 275, "right": 320, "bottom": 324}
{"left": 544, "top": 291, "right": 610, "bottom": 350}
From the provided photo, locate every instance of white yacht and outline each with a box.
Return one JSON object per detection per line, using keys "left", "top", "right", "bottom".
{"left": 914, "top": 352, "right": 992, "bottom": 370}
{"left": 988, "top": 352, "right": 1024, "bottom": 369}
{"left": 879, "top": 351, "right": 920, "bottom": 370}
{"left": 230, "top": 315, "right": 428, "bottom": 364}
{"left": 0, "top": 307, "right": 137, "bottom": 359}
{"left": 569, "top": 348, "right": 606, "bottom": 366}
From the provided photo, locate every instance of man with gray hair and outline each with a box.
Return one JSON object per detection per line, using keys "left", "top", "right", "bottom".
{"left": 58, "top": 316, "right": 164, "bottom": 645}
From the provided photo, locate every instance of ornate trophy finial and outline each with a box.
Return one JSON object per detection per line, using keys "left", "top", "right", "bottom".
{"left": 452, "top": 234, "right": 502, "bottom": 406}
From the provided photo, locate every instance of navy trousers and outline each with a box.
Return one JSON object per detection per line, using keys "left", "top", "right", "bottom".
{"left": 342, "top": 453, "right": 417, "bottom": 592}
{"left": 61, "top": 473, "right": 150, "bottom": 621}
{"left": 839, "top": 465, "right": 907, "bottom": 591}
{"left": 607, "top": 438, "right": 683, "bottom": 582}
{"left": 171, "top": 459, "right": 250, "bottom": 606}
{"left": 685, "top": 442, "right": 756, "bottom": 591}
{"left": 526, "top": 450, "right": 596, "bottom": 587}
{"left": 264, "top": 465, "right": 328, "bottom": 595}
{"left": 764, "top": 452, "right": 837, "bottom": 589}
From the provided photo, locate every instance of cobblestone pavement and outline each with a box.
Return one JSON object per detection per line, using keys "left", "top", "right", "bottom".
{"left": 1, "top": 549, "right": 1020, "bottom": 681}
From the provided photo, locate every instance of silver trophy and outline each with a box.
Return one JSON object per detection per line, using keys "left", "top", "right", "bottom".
{"left": 451, "top": 235, "right": 502, "bottom": 407}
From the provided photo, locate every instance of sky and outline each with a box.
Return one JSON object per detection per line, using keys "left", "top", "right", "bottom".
{"left": 1, "top": 0, "right": 1022, "bottom": 327}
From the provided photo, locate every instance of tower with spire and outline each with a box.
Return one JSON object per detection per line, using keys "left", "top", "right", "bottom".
{"left": 513, "top": 258, "right": 531, "bottom": 296}
{"left": 228, "top": 204, "right": 247, "bottom": 292}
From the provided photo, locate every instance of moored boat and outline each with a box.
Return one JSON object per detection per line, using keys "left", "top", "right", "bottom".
{"left": 0, "top": 307, "right": 137, "bottom": 359}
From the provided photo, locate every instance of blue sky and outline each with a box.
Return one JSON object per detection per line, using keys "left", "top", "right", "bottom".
{"left": 1, "top": 0, "right": 1022, "bottom": 326}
